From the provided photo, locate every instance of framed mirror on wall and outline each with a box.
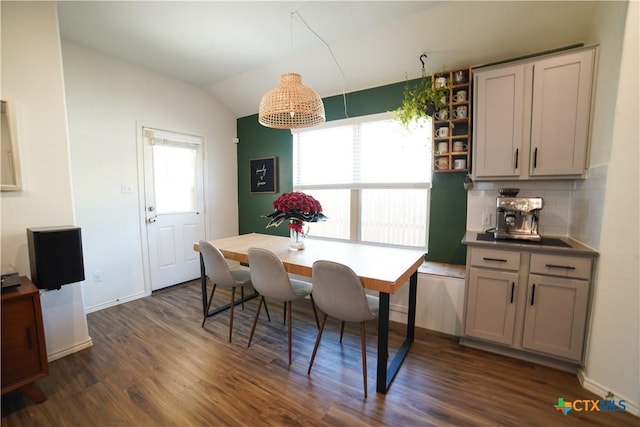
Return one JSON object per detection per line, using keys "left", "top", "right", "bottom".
{"left": 1, "top": 99, "right": 22, "bottom": 191}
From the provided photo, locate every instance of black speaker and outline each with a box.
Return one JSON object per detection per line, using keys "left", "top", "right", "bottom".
{"left": 27, "top": 226, "right": 85, "bottom": 290}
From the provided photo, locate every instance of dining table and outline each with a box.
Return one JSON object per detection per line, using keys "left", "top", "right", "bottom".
{"left": 193, "top": 233, "right": 425, "bottom": 394}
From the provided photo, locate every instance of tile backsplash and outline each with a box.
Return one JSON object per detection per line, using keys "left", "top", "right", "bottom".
{"left": 465, "top": 165, "right": 607, "bottom": 250}
{"left": 569, "top": 164, "right": 608, "bottom": 249}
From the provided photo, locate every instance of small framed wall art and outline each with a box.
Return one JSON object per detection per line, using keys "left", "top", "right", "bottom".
{"left": 249, "top": 156, "right": 277, "bottom": 193}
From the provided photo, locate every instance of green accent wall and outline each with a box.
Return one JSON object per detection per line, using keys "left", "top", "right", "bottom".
{"left": 426, "top": 172, "right": 468, "bottom": 264}
{"left": 236, "top": 80, "right": 467, "bottom": 265}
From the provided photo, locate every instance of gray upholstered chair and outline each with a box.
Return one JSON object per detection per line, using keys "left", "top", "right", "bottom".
{"left": 199, "top": 240, "right": 257, "bottom": 343}
{"left": 307, "top": 260, "right": 379, "bottom": 397}
{"left": 247, "top": 247, "right": 318, "bottom": 364}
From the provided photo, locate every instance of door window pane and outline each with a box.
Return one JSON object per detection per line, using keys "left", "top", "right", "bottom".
{"left": 153, "top": 144, "right": 197, "bottom": 213}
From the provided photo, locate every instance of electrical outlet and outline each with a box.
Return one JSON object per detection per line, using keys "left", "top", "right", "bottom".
{"left": 92, "top": 271, "right": 103, "bottom": 283}
{"left": 482, "top": 212, "right": 492, "bottom": 227}
{"left": 121, "top": 183, "right": 133, "bottom": 193}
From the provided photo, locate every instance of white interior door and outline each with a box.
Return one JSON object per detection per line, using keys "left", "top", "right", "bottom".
{"left": 143, "top": 127, "right": 205, "bottom": 290}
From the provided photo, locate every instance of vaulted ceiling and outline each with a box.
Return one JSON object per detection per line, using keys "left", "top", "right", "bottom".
{"left": 57, "top": 1, "right": 599, "bottom": 118}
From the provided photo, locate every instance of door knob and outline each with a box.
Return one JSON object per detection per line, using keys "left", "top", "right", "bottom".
{"left": 147, "top": 216, "right": 157, "bottom": 224}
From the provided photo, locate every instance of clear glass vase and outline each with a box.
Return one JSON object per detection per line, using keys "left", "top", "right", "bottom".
{"left": 289, "top": 220, "right": 305, "bottom": 251}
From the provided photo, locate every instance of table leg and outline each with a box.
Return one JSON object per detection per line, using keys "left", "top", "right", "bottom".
{"left": 376, "top": 270, "right": 417, "bottom": 393}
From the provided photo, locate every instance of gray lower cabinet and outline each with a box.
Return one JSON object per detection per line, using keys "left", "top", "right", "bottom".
{"left": 466, "top": 267, "right": 519, "bottom": 346}
{"left": 463, "top": 247, "right": 594, "bottom": 368}
{"left": 522, "top": 274, "right": 589, "bottom": 360}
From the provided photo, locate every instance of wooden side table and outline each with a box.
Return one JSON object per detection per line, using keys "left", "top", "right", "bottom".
{"left": 1, "top": 276, "right": 48, "bottom": 402}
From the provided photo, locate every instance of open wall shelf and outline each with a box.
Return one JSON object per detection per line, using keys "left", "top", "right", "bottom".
{"left": 432, "top": 67, "right": 472, "bottom": 173}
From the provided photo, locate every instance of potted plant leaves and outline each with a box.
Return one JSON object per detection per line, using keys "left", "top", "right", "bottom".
{"left": 393, "top": 73, "right": 451, "bottom": 128}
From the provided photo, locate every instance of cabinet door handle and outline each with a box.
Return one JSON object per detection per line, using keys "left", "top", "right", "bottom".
{"left": 514, "top": 148, "right": 519, "bottom": 169}
{"left": 530, "top": 284, "right": 536, "bottom": 306}
{"left": 26, "top": 327, "right": 32, "bottom": 349}
{"left": 545, "top": 264, "right": 576, "bottom": 270}
{"left": 483, "top": 257, "right": 507, "bottom": 263}
{"left": 533, "top": 148, "right": 538, "bottom": 168}
{"left": 510, "top": 282, "right": 515, "bottom": 304}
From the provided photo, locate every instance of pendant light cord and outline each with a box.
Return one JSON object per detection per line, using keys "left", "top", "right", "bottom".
{"left": 292, "top": 10, "right": 349, "bottom": 119}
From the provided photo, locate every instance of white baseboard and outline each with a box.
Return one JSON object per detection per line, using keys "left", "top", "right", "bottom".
{"left": 390, "top": 302, "right": 408, "bottom": 314}
{"left": 578, "top": 370, "right": 639, "bottom": 417}
{"left": 47, "top": 337, "right": 93, "bottom": 362}
{"left": 84, "top": 290, "right": 148, "bottom": 314}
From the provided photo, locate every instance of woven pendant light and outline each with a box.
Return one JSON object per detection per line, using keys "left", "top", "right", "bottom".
{"left": 258, "top": 73, "right": 325, "bottom": 129}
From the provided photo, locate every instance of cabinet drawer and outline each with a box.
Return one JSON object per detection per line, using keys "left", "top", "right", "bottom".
{"left": 530, "top": 253, "right": 592, "bottom": 279}
{"left": 470, "top": 248, "right": 520, "bottom": 271}
{"left": 1, "top": 297, "right": 42, "bottom": 387}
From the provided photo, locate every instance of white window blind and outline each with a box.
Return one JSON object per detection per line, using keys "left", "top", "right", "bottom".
{"left": 292, "top": 112, "right": 432, "bottom": 249}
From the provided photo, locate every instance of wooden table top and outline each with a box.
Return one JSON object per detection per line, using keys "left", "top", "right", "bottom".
{"left": 194, "top": 233, "right": 425, "bottom": 294}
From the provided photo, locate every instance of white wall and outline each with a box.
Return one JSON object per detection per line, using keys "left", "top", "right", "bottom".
{"left": 570, "top": 0, "right": 629, "bottom": 249}
{"left": 582, "top": 0, "right": 639, "bottom": 412}
{"left": 1, "top": 2, "right": 91, "bottom": 360}
{"left": 61, "top": 41, "right": 239, "bottom": 312}
{"left": 389, "top": 274, "right": 465, "bottom": 336}
{"left": 584, "top": 1, "right": 627, "bottom": 166}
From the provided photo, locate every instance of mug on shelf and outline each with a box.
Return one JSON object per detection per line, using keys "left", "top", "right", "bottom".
{"left": 454, "top": 70, "right": 465, "bottom": 84}
{"left": 435, "top": 158, "right": 449, "bottom": 170}
{"left": 435, "top": 76, "right": 448, "bottom": 88}
{"left": 435, "top": 127, "right": 449, "bottom": 137}
{"left": 453, "top": 90, "right": 467, "bottom": 102}
{"left": 453, "top": 159, "right": 467, "bottom": 170}
{"left": 437, "top": 142, "right": 449, "bottom": 153}
{"left": 453, "top": 105, "right": 468, "bottom": 119}
{"left": 434, "top": 109, "right": 448, "bottom": 121}
{"left": 453, "top": 140, "right": 468, "bottom": 152}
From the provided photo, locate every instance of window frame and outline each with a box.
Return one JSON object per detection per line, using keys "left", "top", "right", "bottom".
{"left": 292, "top": 112, "right": 432, "bottom": 250}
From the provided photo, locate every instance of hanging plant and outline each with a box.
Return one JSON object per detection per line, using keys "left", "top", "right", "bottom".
{"left": 393, "top": 76, "right": 450, "bottom": 127}
{"left": 393, "top": 55, "right": 451, "bottom": 128}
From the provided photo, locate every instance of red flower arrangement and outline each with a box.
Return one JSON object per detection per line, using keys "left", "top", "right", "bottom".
{"left": 263, "top": 192, "right": 327, "bottom": 234}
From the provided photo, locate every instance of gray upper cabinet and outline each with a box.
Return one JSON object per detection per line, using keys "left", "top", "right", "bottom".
{"left": 473, "top": 64, "right": 526, "bottom": 178}
{"left": 472, "top": 47, "right": 596, "bottom": 180}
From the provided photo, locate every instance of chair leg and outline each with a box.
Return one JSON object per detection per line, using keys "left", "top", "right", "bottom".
{"left": 340, "top": 321, "right": 346, "bottom": 343}
{"left": 360, "top": 321, "right": 368, "bottom": 398}
{"left": 228, "top": 287, "right": 236, "bottom": 343}
{"left": 309, "top": 294, "right": 320, "bottom": 329}
{"left": 287, "top": 301, "right": 293, "bottom": 364}
{"left": 241, "top": 287, "right": 245, "bottom": 311}
{"left": 308, "top": 313, "right": 328, "bottom": 375}
{"left": 283, "top": 302, "right": 287, "bottom": 325}
{"left": 201, "top": 282, "right": 217, "bottom": 327}
{"left": 248, "top": 296, "right": 264, "bottom": 348}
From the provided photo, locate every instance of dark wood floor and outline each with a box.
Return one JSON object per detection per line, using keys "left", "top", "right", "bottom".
{"left": 2, "top": 280, "right": 637, "bottom": 426}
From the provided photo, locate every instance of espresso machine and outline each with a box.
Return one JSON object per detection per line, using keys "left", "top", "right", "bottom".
{"left": 494, "top": 189, "right": 544, "bottom": 241}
